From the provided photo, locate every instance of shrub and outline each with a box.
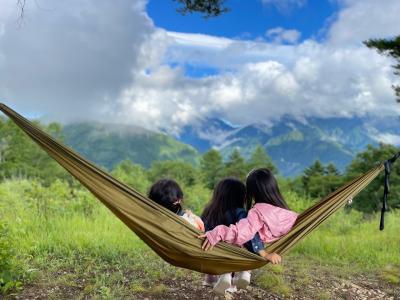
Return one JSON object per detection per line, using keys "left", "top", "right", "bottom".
{"left": 0, "top": 221, "right": 21, "bottom": 294}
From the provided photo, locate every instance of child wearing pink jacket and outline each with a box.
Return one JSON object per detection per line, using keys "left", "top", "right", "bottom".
{"left": 199, "top": 168, "right": 298, "bottom": 264}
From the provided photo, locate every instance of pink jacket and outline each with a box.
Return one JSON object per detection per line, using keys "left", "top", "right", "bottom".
{"left": 205, "top": 203, "right": 299, "bottom": 246}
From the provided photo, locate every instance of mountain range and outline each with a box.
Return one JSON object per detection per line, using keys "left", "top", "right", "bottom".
{"left": 62, "top": 115, "right": 399, "bottom": 177}
{"left": 178, "top": 115, "right": 400, "bottom": 176}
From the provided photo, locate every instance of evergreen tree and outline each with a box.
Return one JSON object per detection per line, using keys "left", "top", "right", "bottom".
{"left": 224, "top": 148, "right": 247, "bottom": 181}
{"left": 0, "top": 119, "right": 6, "bottom": 164}
{"left": 148, "top": 160, "right": 198, "bottom": 187}
{"left": 284, "top": 175, "right": 306, "bottom": 196}
{"left": 345, "top": 144, "right": 400, "bottom": 213}
{"left": 175, "top": 0, "right": 229, "bottom": 17}
{"left": 200, "top": 149, "right": 224, "bottom": 189}
{"left": 47, "top": 122, "right": 64, "bottom": 140}
{"left": 307, "top": 175, "right": 329, "bottom": 199}
{"left": 301, "top": 160, "right": 343, "bottom": 199}
{"left": 247, "top": 145, "right": 278, "bottom": 174}
{"left": 323, "top": 162, "right": 342, "bottom": 196}
{"left": 111, "top": 160, "right": 150, "bottom": 194}
{"left": 364, "top": 36, "right": 400, "bottom": 102}
{"left": 325, "top": 163, "right": 339, "bottom": 175}
{"left": 0, "top": 119, "right": 70, "bottom": 185}
{"left": 302, "top": 160, "right": 324, "bottom": 194}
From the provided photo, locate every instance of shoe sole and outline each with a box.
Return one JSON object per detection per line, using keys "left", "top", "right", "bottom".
{"left": 202, "top": 282, "right": 215, "bottom": 287}
{"left": 213, "top": 280, "right": 231, "bottom": 295}
{"left": 234, "top": 278, "right": 250, "bottom": 290}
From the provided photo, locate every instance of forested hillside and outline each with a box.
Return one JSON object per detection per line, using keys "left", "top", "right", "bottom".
{"left": 62, "top": 122, "right": 199, "bottom": 169}
{"left": 179, "top": 116, "right": 400, "bottom": 176}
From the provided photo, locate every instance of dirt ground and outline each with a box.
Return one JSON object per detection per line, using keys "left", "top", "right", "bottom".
{"left": 4, "top": 273, "right": 399, "bottom": 300}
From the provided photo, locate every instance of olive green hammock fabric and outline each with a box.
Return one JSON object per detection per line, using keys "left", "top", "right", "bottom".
{"left": 0, "top": 103, "right": 394, "bottom": 275}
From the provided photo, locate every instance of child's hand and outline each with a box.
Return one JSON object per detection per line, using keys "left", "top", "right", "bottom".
{"left": 259, "top": 250, "right": 282, "bottom": 264}
{"left": 197, "top": 234, "right": 215, "bottom": 251}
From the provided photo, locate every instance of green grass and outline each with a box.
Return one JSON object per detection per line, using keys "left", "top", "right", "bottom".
{"left": 0, "top": 180, "right": 191, "bottom": 297}
{"left": 256, "top": 265, "right": 292, "bottom": 297}
{"left": 289, "top": 209, "right": 400, "bottom": 269}
{"left": 1, "top": 179, "right": 400, "bottom": 297}
{"left": 381, "top": 265, "right": 400, "bottom": 284}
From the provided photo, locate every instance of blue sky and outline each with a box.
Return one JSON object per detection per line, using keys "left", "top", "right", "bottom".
{"left": 147, "top": 0, "right": 339, "bottom": 78}
{"left": 1, "top": 0, "right": 400, "bottom": 136}
{"left": 147, "top": 0, "right": 338, "bottom": 42}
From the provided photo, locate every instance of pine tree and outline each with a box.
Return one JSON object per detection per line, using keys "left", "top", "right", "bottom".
{"left": 0, "top": 119, "right": 70, "bottom": 185}
{"left": 111, "top": 160, "right": 150, "bottom": 194}
{"left": 224, "top": 148, "right": 247, "bottom": 181}
{"left": 200, "top": 149, "right": 224, "bottom": 189}
{"left": 364, "top": 36, "right": 400, "bottom": 102}
{"left": 247, "top": 145, "right": 278, "bottom": 174}
{"left": 324, "top": 162, "right": 342, "bottom": 195}
{"left": 345, "top": 144, "right": 400, "bottom": 213}
{"left": 302, "top": 160, "right": 324, "bottom": 194}
{"left": 175, "top": 0, "right": 229, "bottom": 17}
{"left": 325, "top": 163, "right": 340, "bottom": 176}
{"left": 148, "top": 160, "right": 198, "bottom": 187}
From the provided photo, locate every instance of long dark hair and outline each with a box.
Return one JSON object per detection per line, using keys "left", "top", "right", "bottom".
{"left": 148, "top": 179, "right": 183, "bottom": 214}
{"left": 246, "top": 168, "right": 289, "bottom": 211}
{"left": 201, "top": 178, "right": 246, "bottom": 229}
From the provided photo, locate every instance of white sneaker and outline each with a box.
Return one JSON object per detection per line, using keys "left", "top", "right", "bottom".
{"left": 213, "top": 273, "right": 232, "bottom": 295}
{"left": 233, "top": 271, "right": 251, "bottom": 289}
{"left": 202, "top": 274, "right": 218, "bottom": 287}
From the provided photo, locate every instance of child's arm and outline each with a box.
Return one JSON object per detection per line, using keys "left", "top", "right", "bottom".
{"left": 258, "top": 250, "right": 282, "bottom": 264}
{"left": 236, "top": 209, "right": 265, "bottom": 253}
{"left": 198, "top": 209, "right": 263, "bottom": 249}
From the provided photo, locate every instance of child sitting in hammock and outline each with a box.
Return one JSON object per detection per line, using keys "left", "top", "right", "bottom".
{"left": 201, "top": 178, "right": 265, "bottom": 295}
{"left": 199, "top": 168, "right": 298, "bottom": 264}
{"left": 148, "top": 179, "right": 204, "bottom": 231}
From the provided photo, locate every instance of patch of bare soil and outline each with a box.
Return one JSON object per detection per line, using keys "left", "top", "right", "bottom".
{"left": 3, "top": 284, "right": 82, "bottom": 300}
{"left": 3, "top": 273, "right": 399, "bottom": 300}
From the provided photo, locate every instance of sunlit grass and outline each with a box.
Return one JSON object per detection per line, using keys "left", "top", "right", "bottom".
{"left": 1, "top": 179, "right": 399, "bottom": 297}
{"left": 289, "top": 209, "right": 400, "bottom": 269}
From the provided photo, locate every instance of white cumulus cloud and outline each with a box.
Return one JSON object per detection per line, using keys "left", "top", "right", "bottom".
{"left": 261, "top": 0, "right": 308, "bottom": 13}
{"left": 266, "top": 27, "right": 302, "bottom": 44}
{"left": 0, "top": 0, "right": 153, "bottom": 121}
{"left": 328, "top": 0, "right": 400, "bottom": 45}
{"left": 1, "top": 0, "right": 400, "bottom": 136}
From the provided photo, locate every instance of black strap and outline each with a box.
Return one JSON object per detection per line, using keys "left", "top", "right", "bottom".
{"left": 380, "top": 152, "right": 400, "bottom": 230}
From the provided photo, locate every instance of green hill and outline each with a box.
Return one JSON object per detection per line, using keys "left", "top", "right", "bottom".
{"left": 62, "top": 122, "right": 199, "bottom": 170}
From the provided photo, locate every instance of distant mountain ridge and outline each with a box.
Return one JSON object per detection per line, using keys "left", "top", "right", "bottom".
{"left": 61, "top": 116, "right": 399, "bottom": 177}
{"left": 178, "top": 118, "right": 236, "bottom": 152}
{"left": 178, "top": 115, "right": 400, "bottom": 176}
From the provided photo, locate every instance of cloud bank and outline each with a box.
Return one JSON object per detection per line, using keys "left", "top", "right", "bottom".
{"left": 0, "top": 0, "right": 153, "bottom": 121}
{"left": 0, "top": 0, "right": 399, "bottom": 134}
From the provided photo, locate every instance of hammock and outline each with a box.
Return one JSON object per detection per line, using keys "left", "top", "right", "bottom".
{"left": 0, "top": 103, "right": 398, "bottom": 275}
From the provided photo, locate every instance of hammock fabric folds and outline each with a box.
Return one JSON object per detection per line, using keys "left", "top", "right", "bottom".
{"left": 0, "top": 103, "right": 393, "bottom": 275}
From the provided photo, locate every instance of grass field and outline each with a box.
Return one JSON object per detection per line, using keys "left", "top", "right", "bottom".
{"left": 1, "top": 179, "right": 399, "bottom": 299}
